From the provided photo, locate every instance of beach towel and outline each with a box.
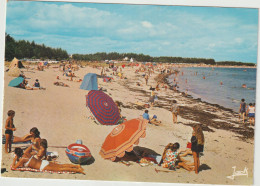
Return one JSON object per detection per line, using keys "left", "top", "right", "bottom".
{"left": 11, "top": 166, "right": 76, "bottom": 174}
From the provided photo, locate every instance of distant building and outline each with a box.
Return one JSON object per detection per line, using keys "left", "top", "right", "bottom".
{"left": 130, "top": 58, "right": 135, "bottom": 62}
{"left": 123, "top": 57, "right": 129, "bottom": 61}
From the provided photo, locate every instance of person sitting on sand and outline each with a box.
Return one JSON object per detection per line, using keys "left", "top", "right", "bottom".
{"left": 24, "top": 138, "right": 48, "bottom": 160}
{"left": 33, "top": 79, "right": 40, "bottom": 88}
{"left": 12, "top": 147, "right": 85, "bottom": 174}
{"left": 36, "top": 139, "right": 48, "bottom": 160}
{"left": 247, "top": 103, "right": 255, "bottom": 126}
{"left": 19, "top": 80, "right": 40, "bottom": 90}
{"left": 159, "top": 143, "right": 193, "bottom": 171}
{"left": 5, "top": 110, "right": 16, "bottom": 153}
{"left": 150, "top": 114, "right": 162, "bottom": 126}
{"left": 142, "top": 110, "right": 161, "bottom": 126}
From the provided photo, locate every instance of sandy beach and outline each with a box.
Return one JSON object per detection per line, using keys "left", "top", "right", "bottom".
{"left": 1, "top": 63, "right": 255, "bottom": 185}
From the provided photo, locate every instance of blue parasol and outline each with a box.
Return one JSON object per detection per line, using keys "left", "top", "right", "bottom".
{"left": 8, "top": 77, "right": 24, "bottom": 87}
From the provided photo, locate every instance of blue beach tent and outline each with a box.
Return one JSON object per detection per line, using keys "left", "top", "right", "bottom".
{"left": 80, "top": 73, "right": 98, "bottom": 90}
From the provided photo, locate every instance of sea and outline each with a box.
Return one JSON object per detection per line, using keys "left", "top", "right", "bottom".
{"left": 167, "top": 67, "right": 257, "bottom": 112}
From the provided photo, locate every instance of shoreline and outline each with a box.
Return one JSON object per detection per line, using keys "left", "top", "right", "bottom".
{"left": 127, "top": 72, "right": 254, "bottom": 140}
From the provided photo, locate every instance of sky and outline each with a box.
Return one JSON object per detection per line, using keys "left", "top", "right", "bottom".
{"left": 5, "top": 1, "right": 259, "bottom": 63}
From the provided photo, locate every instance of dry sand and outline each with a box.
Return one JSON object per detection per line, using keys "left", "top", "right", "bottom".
{"left": 0, "top": 64, "right": 255, "bottom": 185}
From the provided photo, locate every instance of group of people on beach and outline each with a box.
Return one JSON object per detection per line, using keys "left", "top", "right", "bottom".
{"left": 4, "top": 110, "right": 85, "bottom": 174}
{"left": 160, "top": 124, "right": 204, "bottom": 174}
{"left": 239, "top": 98, "right": 255, "bottom": 125}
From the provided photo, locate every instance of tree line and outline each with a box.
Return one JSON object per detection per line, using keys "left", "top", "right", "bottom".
{"left": 216, "top": 61, "right": 256, "bottom": 66}
{"left": 72, "top": 52, "right": 216, "bottom": 64}
{"left": 73, "top": 53, "right": 256, "bottom": 66}
{"left": 5, "top": 33, "right": 255, "bottom": 66}
{"left": 5, "top": 33, "right": 69, "bottom": 61}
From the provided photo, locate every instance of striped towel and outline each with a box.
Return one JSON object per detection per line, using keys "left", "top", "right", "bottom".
{"left": 11, "top": 166, "right": 76, "bottom": 174}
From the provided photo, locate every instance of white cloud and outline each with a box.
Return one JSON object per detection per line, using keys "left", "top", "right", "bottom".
{"left": 141, "top": 21, "right": 153, "bottom": 28}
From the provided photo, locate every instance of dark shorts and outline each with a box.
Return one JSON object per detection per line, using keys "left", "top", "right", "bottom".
{"left": 248, "top": 113, "right": 255, "bottom": 118}
{"left": 192, "top": 144, "right": 204, "bottom": 153}
{"left": 240, "top": 110, "right": 246, "bottom": 114}
{"left": 5, "top": 130, "right": 13, "bottom": 136}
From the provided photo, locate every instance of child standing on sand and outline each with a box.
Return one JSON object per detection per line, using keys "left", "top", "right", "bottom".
{"left": 5, "top": 110, "right": 16, "bottom": 153}
{"left": 247, "top": 103, "right": 255, "bottom": 126}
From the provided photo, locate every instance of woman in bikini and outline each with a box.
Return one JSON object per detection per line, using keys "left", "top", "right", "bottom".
{"left": 27, "top": 127, "right": 41, "bottom": 154}
{"left": 25, "top": 138, "right": 48, "bottom": 160}
{"left": 8, "top": 127, "right": 40, "bottom": 146}
{"left": 12, "top": 147, "right": 85, "bottom": 174}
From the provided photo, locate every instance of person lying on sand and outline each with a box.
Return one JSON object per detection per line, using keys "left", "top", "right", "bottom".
{"left": 12, "top": 147, "right": 85, "bottom": 174}
{"left": 53, "top": 82, "right": 69, "bottom": 87}
{"left": 158, "top": 143, "right": 193, "bottom": 171}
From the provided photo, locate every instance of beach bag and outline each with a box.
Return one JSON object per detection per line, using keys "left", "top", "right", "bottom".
{"left": 186, "top": 142, "right": 191, "bottom": 149}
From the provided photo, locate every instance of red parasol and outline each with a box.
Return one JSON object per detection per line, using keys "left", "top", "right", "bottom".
{"left": 99, "top": 118, "right": 148, "bottom": 161}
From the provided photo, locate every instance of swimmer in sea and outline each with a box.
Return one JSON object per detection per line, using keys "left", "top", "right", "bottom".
{"left": 242, "top": 84, "right": 247, "bottom": 88}
{"left": 220, "top": 81, "right": 223, "bottom": 85}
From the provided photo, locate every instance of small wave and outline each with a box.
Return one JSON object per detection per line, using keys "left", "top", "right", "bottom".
{"left": 231, "top": 98, "right": 240, "bottom": 103}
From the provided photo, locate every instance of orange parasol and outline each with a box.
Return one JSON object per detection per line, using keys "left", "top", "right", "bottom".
{"left": 99, "top": 118, "right": 148, "bottom": 161}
